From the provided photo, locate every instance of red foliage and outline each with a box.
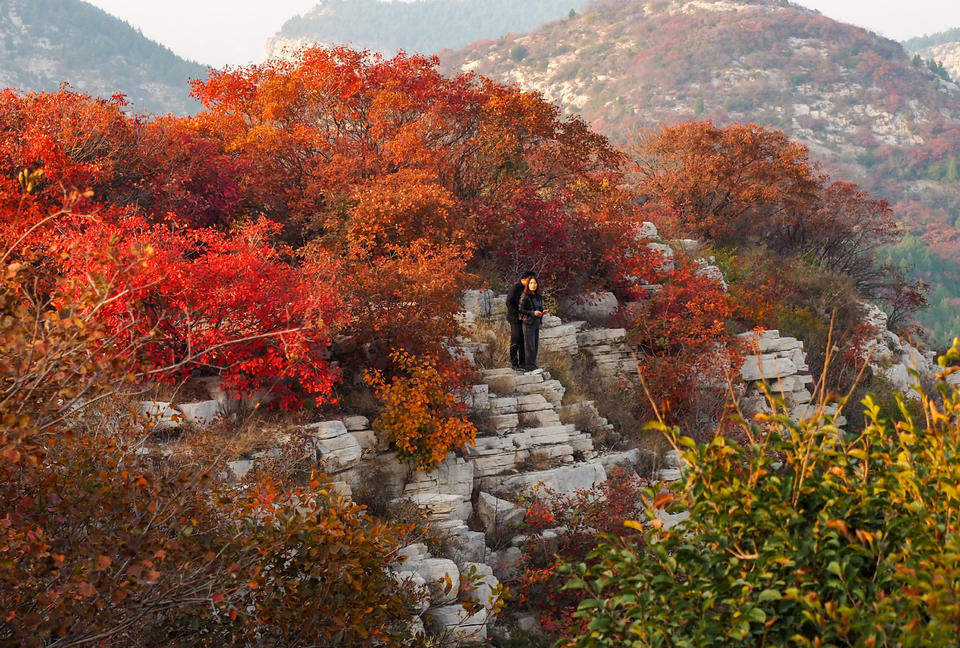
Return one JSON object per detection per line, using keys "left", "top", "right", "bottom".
{"left": 514, "top": 468, "right": 648, "bottom": 639}
{"left": 621, "top": 259, "right": 741, "bottom": 427}
{"left": 58, "top": 216, "right": 342, "bottom": 409}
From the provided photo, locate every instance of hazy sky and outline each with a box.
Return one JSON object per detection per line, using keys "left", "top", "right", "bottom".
{"left": 86, "top": 0, "right": 960, "bottom": 68}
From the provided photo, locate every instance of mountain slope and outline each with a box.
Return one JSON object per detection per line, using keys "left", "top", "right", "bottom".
{"left": 267, "top": 0, "right": 587, "bottom": 59}
{"left": 441, "top": 0, "right": 960, "bottom": 341}
{"left": 905, "top": 28, "right": 960, "bottom": 81}
{"left": 0, "top": 0, "right": 206, "bottom": 115}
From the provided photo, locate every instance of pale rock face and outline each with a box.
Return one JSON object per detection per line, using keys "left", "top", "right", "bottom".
{"left": 637, "top": 221, "right": 659, "bottom": 239}
{"left": 460, "top": 562, "right": 502, "bottom": 611}
{"left": 695, "top": 263, "right": 728, "bottom": 290}
{"left": 740, "top": 354, "right": 798, "bottom": 382}
{"left": 598, "top": 448, "right": 641, "bottom": 472}
{"left": 177, "top": 400, "right": 224, "bottom": 429}
{"left": 413, "top": 558, "right": 461, "bottom": 606}
{"left": 405, "top": 455, "right": 475, "bottom": 500}
{"left": 475, "top": 492, "right": 526, "bottom": 535}
{"left": 133, "top": 401, "right": 182, "bottom": 432}
{"left": 480, "top": 461, "right": 607, "bottom": 496}
{"left": 462, "top": 289, "right": 498, "bottom": 318}
{"left": 227, "top": 459, "right": 254, "bottom": 480}
{"left": 424, "top": 605, "right": 488, "bottom": 645}
{"left": 312, "top": 428, "right": 362, "bottom": 472}
{"left": 394, "top": 570, "right": 431, "bottom": 614}
{"left": 656, "top": 509, "right": 690, "bottom": 530}
{"left": 559, "top": 291, "right": 619, "bottom": 323}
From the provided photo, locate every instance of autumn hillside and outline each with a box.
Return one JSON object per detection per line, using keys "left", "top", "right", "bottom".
{"left": 440, "top": 0, "right": 960, "bottom": 342}
{"left": 3, "top": 41, "right": 960, "bottom": 647}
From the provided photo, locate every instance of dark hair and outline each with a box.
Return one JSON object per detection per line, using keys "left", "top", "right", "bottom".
{"left": 521, "top": 270, "right": 536, "bottom": 279}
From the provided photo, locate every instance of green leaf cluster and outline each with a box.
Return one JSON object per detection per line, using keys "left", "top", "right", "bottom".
{"left": 564, "top": 342, "right": 960, "bottom": 647}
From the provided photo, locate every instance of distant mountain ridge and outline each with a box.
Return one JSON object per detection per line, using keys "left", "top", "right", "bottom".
{"left": 0, "top": 0, "right": 206, "bottom": 115}
{"left": 905, "top": 28, "right": 960, "bottom": 81}
{"left": 267, "top": 0, "right": 587, "bottom": 59}
{"left": 440, "top": 0, "right": 960, "bottom": 341}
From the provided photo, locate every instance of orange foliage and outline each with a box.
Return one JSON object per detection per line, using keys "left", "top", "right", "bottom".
{"left": 366, "top": 351, "right": 477, "bottom": 471}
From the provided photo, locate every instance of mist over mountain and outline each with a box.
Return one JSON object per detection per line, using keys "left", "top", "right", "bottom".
{"left": 0, "top": 0, "right": 206, "bottom": 115}
{"left": 441, "top": 0, "right": 960, "bottom": 342}
{"left": 267, "top": 0, "right": 587, "bottom": 59}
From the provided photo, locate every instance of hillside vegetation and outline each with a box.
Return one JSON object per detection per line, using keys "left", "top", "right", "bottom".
{"left": 3, "top": 47, "right": 944, "bottom": 645}
{"left": 267, "top": 0, "right": 586, "bottom": 58}
{"left": 441, "top": 0, "right": 960, "bottom": 344}
{"left": 905, "top": 27, "right": 960, "bottom": 81}
{"left": 0, "top": 0, "right": 205, "bottom": 115}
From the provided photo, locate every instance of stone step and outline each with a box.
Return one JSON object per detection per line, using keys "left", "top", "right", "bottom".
{"left": 479, "top": 461, "right": 607, "bottom": 497}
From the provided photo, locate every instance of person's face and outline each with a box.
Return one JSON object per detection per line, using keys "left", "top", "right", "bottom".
{"left": 521, "top": 276, "right": 531, "bottom": 288}
{"left": 527, "top": 277, "right": 538, "bottom": 292}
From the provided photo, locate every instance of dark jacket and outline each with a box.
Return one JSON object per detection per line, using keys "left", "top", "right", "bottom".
{"left": 506, "top": 282, "right": 524, "bottom": 320}
{"left": 519, "top": 292, "right": 544, "bottom": 326}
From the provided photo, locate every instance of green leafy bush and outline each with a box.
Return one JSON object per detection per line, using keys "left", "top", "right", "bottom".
{"left": 563, "top": 342, "right": 960, "bottom": 647}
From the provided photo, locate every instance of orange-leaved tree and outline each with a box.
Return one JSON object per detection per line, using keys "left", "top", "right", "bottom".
{"left": 366, "top": 350, "right": 477, "bottom": 471}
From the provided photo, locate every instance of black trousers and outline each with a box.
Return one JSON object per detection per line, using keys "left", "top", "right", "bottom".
{"left": 523, "top": 323, "right": 540, "bottom": 369}
{"left": 509, "top": 317, "right": 525, "bottom": 368}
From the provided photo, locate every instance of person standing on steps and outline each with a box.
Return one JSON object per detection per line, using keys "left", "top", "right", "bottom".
{"left": 518, "top": 276, "right": 547, "bottom": 372}
{"left": 506, "top": 270, "right": 536, "bottom": 370}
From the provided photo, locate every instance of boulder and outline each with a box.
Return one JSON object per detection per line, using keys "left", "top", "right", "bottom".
{"left": 394, "top": 570, "right": 431, "bottom": 614}
{"left": 413, "top": 558, "right": 460, "bottom": 605}
{"left": 350, "top": 429, "right": 377, "bottom": 451}
{"left": 177, "top": 400, "right": 224, "bottom": 429}
{"left": 695, "top": 263, "right": 727, "bottom": 290}
{"left": 342, "top": 415, "right": 369, "bottom": 431}
{"left": 133, "top": 401, "right": 182, "bottom": 432}
{"left": 460, "top": 562, "right": 501, "bottom": 611}
{"left": 559, "top": 291, "right": 619, "bottom": 323}
{"left": 637, "top": 221, "right": 659, "bottom": 239}
{"left": 424, "top": 605, "right": 488, "bottom": 645}
{"left": 475, "top": 492, "right": 525, "bottom": 535}
{"left": 301, "top": 420, "right": 346, "bottom": 438}
{"left": 449, "top": 529, "right": 488, "bottom": 566}
{"left": 487, "top": 546, "right": 523, "bottom": 582}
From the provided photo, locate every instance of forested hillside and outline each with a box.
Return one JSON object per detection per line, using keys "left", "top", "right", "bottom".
{"left": 267, "top": 0, "right": 586, "bottom": 59}
{"left": 905, "top": 27, "right": 960, "bottom": 82}
{"left": 0, "top": 0, "right": 205, "bottom": 115}
{"left": 442, "top": 0, "right": 960, "bottom": 343}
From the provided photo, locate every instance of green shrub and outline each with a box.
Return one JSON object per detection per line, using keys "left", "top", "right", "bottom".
{"left": 562, "top": 342, "right": 960, "bottom": 647}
